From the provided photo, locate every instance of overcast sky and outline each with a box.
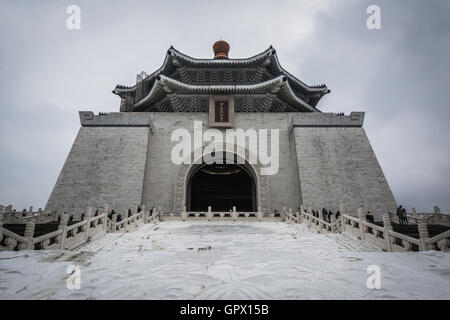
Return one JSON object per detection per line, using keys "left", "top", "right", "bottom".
{"left": 0, "top": 0, "right": 449, "bottom": 213}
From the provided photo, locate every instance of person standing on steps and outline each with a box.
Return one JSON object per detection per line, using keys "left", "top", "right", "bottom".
{"left": 396, "top": 206, "right": 403, "bottom": 224}
{"left": 328, "top": 211, "right": 333, "bottom": 223}
{"left": 322, "top": 208, "right": 328, "bottom": 221}
{"left": 401, "top": 207, "right": 408, "bottom": 225}
{"left": 366, "top": 211, "right": 374, "bottom": 223}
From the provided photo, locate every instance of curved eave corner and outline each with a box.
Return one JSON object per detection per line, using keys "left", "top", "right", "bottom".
{"left": 132, "top": 75, "right": 319, "bottom": 112}
{"left": 270, "top": 50, "right": 330, "bottom": 101}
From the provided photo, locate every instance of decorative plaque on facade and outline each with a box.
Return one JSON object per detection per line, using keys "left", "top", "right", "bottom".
{"left": 209, "top": 96, "right": 234, "bottom": 128}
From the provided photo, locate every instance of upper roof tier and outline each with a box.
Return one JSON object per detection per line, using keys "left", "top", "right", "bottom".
{"left": 113, "top": 42, "right": 330, "bottom": 113}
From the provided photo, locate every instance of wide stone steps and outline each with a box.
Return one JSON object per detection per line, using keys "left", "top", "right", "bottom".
{"left": 324, "top": 233, "right": 382, "bottom": 252}
{"left": 373, "top": 222, "right": 450, "bottom": 239}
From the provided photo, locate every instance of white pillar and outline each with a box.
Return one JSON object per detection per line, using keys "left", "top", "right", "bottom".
{"left": 358, "top": 207, "right": 366, "bottom": 240}
{"left": 418, "top": 220, "right": 429, "bottom": 251}
{"left": 84, "top": 207, "right": 91, "bottom": 240}
{"left": 257, "top": 206, "right": 263, "bottom": 222}
{"left": 0, "top": 206, "right": 3, "bottom": 242}
{"left": 207, "top": 206, "right": 213, "bottom": 221}
{"left": 382, "top": 214, "right": 393, "bottom": 252}
{"left": 181, "top": 206, "right": 187, "bottom": 221}
{"left": 24, "top": 221, "right": 35, "bottom": 250}
{"left": 58, "top": 213, "right": 69, "bottom": 249}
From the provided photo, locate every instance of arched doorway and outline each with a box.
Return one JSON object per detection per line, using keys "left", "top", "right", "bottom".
{"left": 186, "top": 162, "right": 257, "bottom": 212}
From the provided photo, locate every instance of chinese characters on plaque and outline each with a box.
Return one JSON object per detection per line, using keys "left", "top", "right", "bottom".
{"left": 215, "top": 101, "right": 229, "bottom": 123}
{"left": 209, "top": 96, "right": 234, "bottom": 128}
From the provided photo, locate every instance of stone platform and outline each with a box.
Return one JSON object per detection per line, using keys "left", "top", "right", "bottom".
{"left": 0, "top": 221, "right": 449, "bottom": 299}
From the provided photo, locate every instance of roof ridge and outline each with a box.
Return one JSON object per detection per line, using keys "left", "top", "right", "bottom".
{"left": 169, "top": 46, "right": 274, "bottom": 62}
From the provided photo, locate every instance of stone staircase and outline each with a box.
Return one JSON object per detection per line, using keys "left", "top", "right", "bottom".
{"left": 373, "top": 222, "right": 450, "bottom": 239}
{"left": 2, "top": 221, "right": 78, "bottom": 237}
{"left": 324, "top": 233, "right": 382, "bottom": 252}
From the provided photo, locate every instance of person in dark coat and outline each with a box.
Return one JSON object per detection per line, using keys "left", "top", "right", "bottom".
{"left": 401, "top": 208, "right": 408, "bottom": 225}
{"left": 366, "top": 211, "right": 374, "bottom": 223}
{"left": 128, "top": 208, "right": 132, "bottom": 217}
{"left": 322, "top": 208, "right": 328, "bottom": 221}
{"left": 137, "top": 206, "right": 141, "bottom": 213}
{"left": 336, "top": 210, "right": 341, "bottom": 220}
{"left": 117, "top": 214, "right": 122, "bottom": 222}
{"left": 396, "top": 206, "right": 403, "bottom": 224}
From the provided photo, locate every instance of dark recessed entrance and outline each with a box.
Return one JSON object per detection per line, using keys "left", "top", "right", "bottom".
{"left": 187, "top": 164, "right": 256, "bottom": 212}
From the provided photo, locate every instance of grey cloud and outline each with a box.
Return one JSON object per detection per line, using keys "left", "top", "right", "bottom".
{"left": 0, "top": 0, "right": 448, "bottom": 212}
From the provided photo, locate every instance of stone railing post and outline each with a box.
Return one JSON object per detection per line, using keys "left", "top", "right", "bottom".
{"left": 232, "top": 206, "right": 237, "bottom": 221}
{"left": 288, "top": 208, "right": 293, "bottom": 222}
{"left": 432, "top": 205, "right": 441, "bottom": 224}
{"left": 28, "top": 206, "right": 33, "bottom": 216}
{"left": 58, "top": 213, "right": 69, "bottom": 249}
{"left": 339, "top": 205, "right": 345, "bottom": 232}
{"left": 307, "top": 207, "right": 313, "bottom": 227}
{"left": 298, "top": 205, "right": 304, "bottom": 223}
{"left": 123, "top": 209, "right": 129, "bottom": 232}
{"left": 158, "top": 206, "right": 162, "bottom": 221}
{"left": 358, "top": 207, "right": 366, "bottom": 240}
{"left": 112, "top": 214, "right": 118, "bottom": 232}
{"left": 0, "top": 206, "right": 3, "bottom": 242}
{"left": 141, "top": 205, "right": 146, "bottom": 224}
{"left": 132, "top": 206, "right": 138, "bottom": 228}
{"left": 24, "top": 221, "right": 36, "bottom": 250}
{"left": 382, "top": 214, "right": 393, "bottom": 252}
{"left": 84, "top": 207, "right": 91, "bottom": 240}
{"left": 207, "top": 206, "right": 213, "bottom": 221}
{"left": 330, "top": 213, "right": 336, "bottom": 232}
{"left": 257, "top": 206, "right": 263, "bottom": 222}
{"left": 181, "top": 206, "right": 187, "bottom": 221}
{"left": 418, "top": 220, "right": 430, "bottom": 251}
{"left": 101, "top": 205, "right": 106, "bottom": 229}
